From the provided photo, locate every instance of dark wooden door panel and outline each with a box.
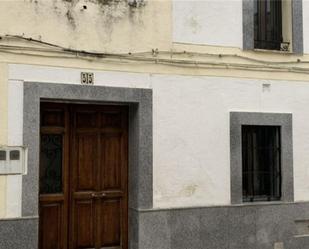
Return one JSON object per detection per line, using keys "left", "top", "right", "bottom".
{"left": 102, "top": 134, "right": 122, "bottom": 190}
{"left": 41, "top": 108, "right": 65, "bottom": 127}
{"left": 39, "top": 202, "right": 64, "bottom": 249}
{"left": 75, "top": 134, "right": 98, "bottom": 191}
{"left": 73, "top": 200, "right": 96, "bottom": 249}
{"left": 75, "top": 111, "right": 97, "bottom": 128}
{"left": 40, "top": 103, "right": 128, "bottom": 249}
{"left": 100, "top": 199, "right": 121, "bottom": 247}
{"left": 39, "top": 103, "right": 69, "bottom": 249}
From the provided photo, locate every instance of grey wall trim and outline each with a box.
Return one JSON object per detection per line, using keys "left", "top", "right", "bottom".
{"left": 23, "top": 82, "right": 153, "bottom": 217}
{"left": 230, "top": 112, "right": 293, "bottom": 204}
{"left": 242, "top": 0, "right": 254, "bottom": 50}
{"left": 292, "top": 0, "right": 304, "bottom": 54}
{"left": 242, "top": 0, "right": 304, "bottom": 54}
{"left": 135, "top": 201, "right": 309, "bottom": 249}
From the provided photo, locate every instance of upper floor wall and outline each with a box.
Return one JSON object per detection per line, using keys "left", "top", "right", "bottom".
{"left": 173, "top": 0, "right": 309, "bottom": 54}
{"left": 1, "top": 0, "right": 309, "bottom": 54}
{"left": 173, "top": 0, "right": 243, "bottom": 48}
{"left": 0, "top": 0, "right": 309, "bottom": 84}
{"left": 0, "top": 0, "right": 172, "bottom": 53}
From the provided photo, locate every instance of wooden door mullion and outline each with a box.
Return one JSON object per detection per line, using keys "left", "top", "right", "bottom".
{"left": 121, "top": 109, "right": 129, "bottom": 249}
{"left": 95, "top": 111, "right": 102, "bottom": 249}
{"left": 68, "top": 105, "right": 75, "bottom": 249}
{"left": 62, "top": 105, "right": 70, "bottom": 249}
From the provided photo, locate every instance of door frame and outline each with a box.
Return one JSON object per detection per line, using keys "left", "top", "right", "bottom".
{"left": 23, "top": 82, "right": 153, "bottom": 249}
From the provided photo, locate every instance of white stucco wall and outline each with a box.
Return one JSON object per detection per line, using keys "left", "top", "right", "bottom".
{"left": 152, "top": 75, "right": 309, "bottom": 208}
{"left": 173, "top": 0, "right": 309, "bottom": 54}
{"left": 7, "top": 64, "right": 309, "bottom": 212}
{"left": 172, "top": 0, "right": 243, "bottom": 47}
{"left": 6, "top": 81, "right": 23, "bottom": 218}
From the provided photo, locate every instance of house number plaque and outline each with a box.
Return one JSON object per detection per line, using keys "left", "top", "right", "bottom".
{"left": 81, "top": 72, "right": 94, "bottom": 85}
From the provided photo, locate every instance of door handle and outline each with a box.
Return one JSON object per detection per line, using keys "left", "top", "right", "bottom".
{"left": 91, "top": 192, "right": 106, "bottom": 198}
{"left": 91, "top": 193, "right": 100, "bottom": 198}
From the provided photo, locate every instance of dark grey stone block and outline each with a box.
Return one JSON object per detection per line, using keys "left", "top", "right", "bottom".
{"left": 129, "top": 208, "right": 139, "bottom": 249}
{"left": 292, "top": 0, "right": 304, "bottom": 54}
{"left": 228, "top": 206, "right": 257, "bottom": 249}
{"left": 139, "top": 211, "right": 171, "bottom": 249}
{"left": 255, "top": 205, "right": 294, "bottom": 249}
{"left": 23, "top": 84, "right": 40, "bottom": 217}
{"left": 199, "top": 207, "right": 229, "bottom": 249}
{"left": 242, "top": 0, "right": 255, "bottom": 50}
{"left": 134, "top": 202, "right": 309, "bottom": 249}
{"left": 170, "top": 209, "right": 202, "bottom": 249}
{"left": 0, "top": 217, "right": 38, "bottom": 249}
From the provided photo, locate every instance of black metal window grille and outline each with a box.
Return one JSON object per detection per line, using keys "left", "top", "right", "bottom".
{"left": 254, "top": 0, "right": 283, "bottom": 50}
{"left": 242, "top": 125, "right": 281, "bottom": 202}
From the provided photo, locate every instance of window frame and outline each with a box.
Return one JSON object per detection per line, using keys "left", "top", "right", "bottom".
{"left": 243, "top": 0, "right": 303, "bottom": 54}
{"left": 230, "top": 112, "right": 293, "bottom": 205}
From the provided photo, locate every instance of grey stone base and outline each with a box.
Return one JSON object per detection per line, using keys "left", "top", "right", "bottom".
{"left": 0, "top": 217, "right": 38, "bottom": 249}
{"left": 1, "top": 202, "right": 309, "bottom": 249}
{"left": 136, "top": 202, "right": 309, "bottom": 249}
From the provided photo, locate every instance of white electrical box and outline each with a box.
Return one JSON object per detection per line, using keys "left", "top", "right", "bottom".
{"left": 0, "top": 146, "right": 27, "bottom": 174}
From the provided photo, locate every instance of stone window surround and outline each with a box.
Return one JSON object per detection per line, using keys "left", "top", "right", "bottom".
{"left": 22, "top": 82, "right": 153, "bottom": 248}
{"left": 243, "top": 0, "right": 303, "bottom": 54}
{"left": 230, "top": 112, "right": 293, "bottom": 204}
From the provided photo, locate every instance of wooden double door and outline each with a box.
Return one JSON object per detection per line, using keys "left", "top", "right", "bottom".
{"left": 39, "top": 103, "right": 128, "bottom": 249}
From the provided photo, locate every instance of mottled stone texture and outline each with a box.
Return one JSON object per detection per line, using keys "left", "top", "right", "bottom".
{"left": 1, "top": 203, "right": 309, "bottom": 249}
{"left": 136, "top": 202, "right": 309, "bottom": 249}
{"left": 292, "top": 0, "right": 304, "bottom": 54}
{"left": 242, "top": 0, "right": 254, "bottom": 50}
{"left": 0, "top": 217, "right": 38, "bottom": 249}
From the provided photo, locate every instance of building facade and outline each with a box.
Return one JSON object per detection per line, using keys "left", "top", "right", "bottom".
{"left": 0, "top": 0, "right": 309, "bottom": 248}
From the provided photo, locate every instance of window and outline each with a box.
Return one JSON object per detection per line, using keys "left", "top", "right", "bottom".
{"left": 242, "top": 0, "right": 303, "bottom": 54}
{"left": 242, "top": 125, "right": 281, "bottom": 202}
{"left": 254, "top": 0, "right": 283, "bottom": 50}
{"left": 230, "top": 112, "right": 293, "bottom": 204}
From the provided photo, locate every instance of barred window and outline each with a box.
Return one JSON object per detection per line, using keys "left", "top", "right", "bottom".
{"left": 242, "top": 125, "right": 281, "bottom": 202}
{"left": 254, "top": 0, "right": 283, "bottom": 50}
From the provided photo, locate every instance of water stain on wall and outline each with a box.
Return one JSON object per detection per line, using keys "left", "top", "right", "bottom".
{"left": 49, "top": 0, "right": 146, "bottom": 30}
{"left": 16, "top": 0, "right": 156, "bottom": 53}
{"left": 181, "top": 184, "right": 198, "bottom": 197}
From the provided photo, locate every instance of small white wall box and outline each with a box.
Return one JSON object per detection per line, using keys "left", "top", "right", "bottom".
{"left": 0, "top": 146, "right": 27, "bottom": 174}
